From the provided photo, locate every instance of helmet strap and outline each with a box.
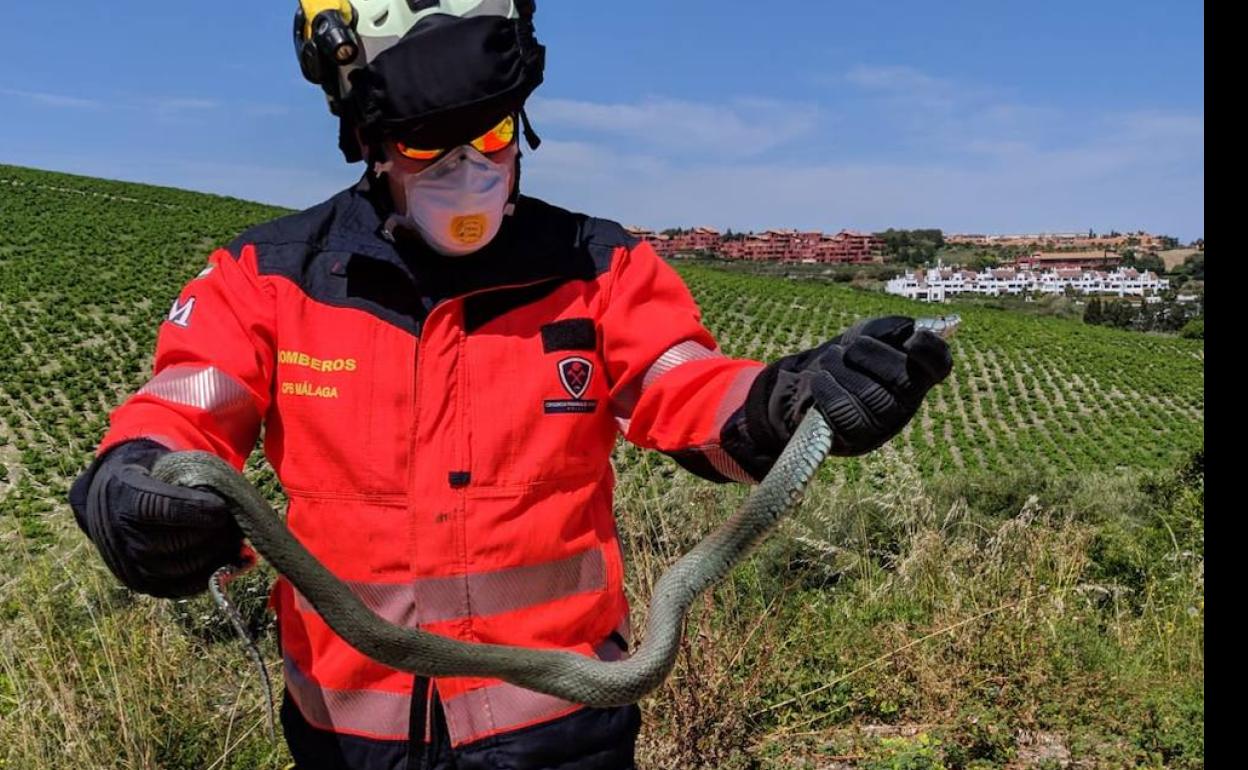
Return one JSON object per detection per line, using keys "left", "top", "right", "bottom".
{"left": 338, "top": 116, "right": 365, "bottom": 164}
{"left": 519, "top": 107, "right": 542, "bottom": 151}
{"left": 508, "top": 148, "right": 523, "bottom": 211}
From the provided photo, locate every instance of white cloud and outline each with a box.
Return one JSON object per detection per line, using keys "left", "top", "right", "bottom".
{"left": 0, "top": 88, "right": 223, "bottom": 116}
{"left": 527, "top": 96, "right": 823, "bottom": 157}
{"left": 0, "top": 87, "right": 101, "bottom": 109}
{"left": 844, "top": 64, "right": 951, "bottom": 94}
{"left": 155, "top": 98, "right": 219, "bottom": 111}
{"left": 244, "top": 104, "right": 293, "bottom": 118}
{"left": 142, "top": 97, "right": 222, "bottom": 123}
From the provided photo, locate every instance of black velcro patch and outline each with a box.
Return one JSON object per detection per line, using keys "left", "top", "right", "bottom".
{"left": 464, "top": 280, "right": 563, "bottom": 333}
{"left": 541, "top": 318, "right": 597, "bottom": 353}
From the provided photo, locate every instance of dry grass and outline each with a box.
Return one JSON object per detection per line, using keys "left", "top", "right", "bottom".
{"left": 0, "top": 443, "right": 1203, "bottom": 769}
{"left": 0, "top": 518, "right": 286, "bottom": 769}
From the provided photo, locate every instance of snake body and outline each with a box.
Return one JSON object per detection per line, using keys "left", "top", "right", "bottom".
{"left": 152, "top": 409, "right": 833, "bottom": 707}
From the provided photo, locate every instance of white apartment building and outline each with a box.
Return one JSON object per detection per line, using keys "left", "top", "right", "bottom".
{"left": 886, "top": 266, "right": 1169, "bottom": 302}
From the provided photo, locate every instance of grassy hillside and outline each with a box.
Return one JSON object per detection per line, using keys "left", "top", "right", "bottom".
{"left": 1, "top": 165, "right": 1203, "bottom": 769}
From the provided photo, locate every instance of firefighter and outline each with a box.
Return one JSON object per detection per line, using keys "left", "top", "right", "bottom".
{"left": 69, "top": 2, "right": 952, "bottom": 767}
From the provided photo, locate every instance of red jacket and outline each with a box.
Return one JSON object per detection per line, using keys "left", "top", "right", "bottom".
{"left": 96, "top": 178, "right": 763, "bottom": 749}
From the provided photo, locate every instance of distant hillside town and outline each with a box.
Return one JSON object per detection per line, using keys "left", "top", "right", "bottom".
{"left": 625, "top": 226, "right": 886, "bottom": 264}
{"left": 944, "top": 230, "right": 1170, "bottom": 251}
{"left": 626, "top": 226, "right": 1196, "bottom": 267}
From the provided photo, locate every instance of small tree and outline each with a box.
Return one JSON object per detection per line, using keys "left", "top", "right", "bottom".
{"left": 1084, "top": 297, "right": 1104, "bottom": 325}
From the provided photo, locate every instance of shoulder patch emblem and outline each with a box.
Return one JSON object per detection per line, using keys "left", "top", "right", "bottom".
{"left": 168, "top": 296, "right": 196, "bottom": 328}
{"left": 558, "top": 356, "right": 593, "bottom": 400}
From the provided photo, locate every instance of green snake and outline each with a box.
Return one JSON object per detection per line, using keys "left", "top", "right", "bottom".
{"left": 151, "top": 317, "right": 958, "bottom": 709}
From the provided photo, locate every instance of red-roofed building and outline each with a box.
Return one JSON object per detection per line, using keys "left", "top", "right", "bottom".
{"left": 638, "top": 225, "right": 883, "bottom": 263}
{"left": 665, "top": 227, "right": 722, "bottom": 255}
{"left": 1008, "top": 251, "right": 1123, "bottom": 270}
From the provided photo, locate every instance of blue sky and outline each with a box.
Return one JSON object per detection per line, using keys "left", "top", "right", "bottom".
{"left": 1, "top": 1, "right": 1203, "bottom": 241}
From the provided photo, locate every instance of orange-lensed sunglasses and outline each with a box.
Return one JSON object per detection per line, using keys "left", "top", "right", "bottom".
{"left": 394, "top": 115, "right": 517, "bottom": 161}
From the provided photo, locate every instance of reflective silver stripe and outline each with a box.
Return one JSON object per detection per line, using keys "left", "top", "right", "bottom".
{"left": 713, "top": 365, "right": 762, "bottom": 429}
{"left": 138, "top": 364, "right": 253, "bottom": 414}
{"left": 293, "top": 581, "right": 424, "bottom": 628}
{"left": 293, "top": 547, "right": 607, "bottom": 625}
{"left": 136, "top": 365, "right": 258, "bottom": 452}
{"left": 695, "top": 365, "right": 764, "bottom": 484}
{"left": 444, "top": 683, "right": 579, "bottom": 746}
{"left": 641, "top": 340, "right": 723, "bottom": 390}
{"left": 442, "top": 634, "right": 628, "bottom": 745}
{"left": 701, "top": 445, "right": 756, "bottom": 484}
{"left": 614, "top": 339, "right": 725, "bottom": 427}
{"left": 122, "top": 433, "right": 183, "bottom": 452}
{"left": 285, "top": 638, "right": 626, "bottom": 746}
{"left": 283, "top": 657, "right": 410, "bottom": 740}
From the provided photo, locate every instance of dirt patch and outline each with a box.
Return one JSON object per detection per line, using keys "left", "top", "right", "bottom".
{"left": 1159, "top": 248, "right": 1200, "bottom": 271}
{"left": 764, "top": 724, "right": 1079, "bottom": 769}
{"left": 0, "top": 440, "right": 21, "bottom": 497}
{"left": 1010, "top": 730, "right": 1072, "bottom": 768}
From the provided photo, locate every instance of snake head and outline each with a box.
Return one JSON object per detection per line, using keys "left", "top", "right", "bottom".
{"left": 915, "top": 314, "right": 962, "bottom": 340}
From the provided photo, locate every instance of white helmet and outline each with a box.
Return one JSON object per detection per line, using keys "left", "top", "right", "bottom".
{"left": 352, "top": 0, "right": 520, "bottom": 57}
{"left": 296, "top": 0, "right": 523, "bottom": 109}
{"left": 293, "top": 0, "right": 542, "bottom": 162}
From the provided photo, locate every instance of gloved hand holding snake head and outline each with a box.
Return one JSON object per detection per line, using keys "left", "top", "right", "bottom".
{"left": 722, "top": 315, "right": 954, "bottom": 482}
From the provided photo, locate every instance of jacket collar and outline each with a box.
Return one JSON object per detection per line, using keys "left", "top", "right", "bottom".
{"left": 329, "top": 172, "right": 598, "bottom": 301}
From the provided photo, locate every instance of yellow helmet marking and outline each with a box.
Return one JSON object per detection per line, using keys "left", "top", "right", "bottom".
{"left": 299, "top": 0, "right": 356, "bottom": 41}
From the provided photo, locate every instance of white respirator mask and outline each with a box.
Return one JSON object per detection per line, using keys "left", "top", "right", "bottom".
{"left": 400, "top": 142, "right": 517, "bottom": 257}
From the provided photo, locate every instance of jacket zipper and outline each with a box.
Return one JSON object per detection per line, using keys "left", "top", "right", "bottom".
{"left": 408, "top": 312, "right": 427, "bottom": 760}
{"left": 404, "top": 276, "right": 562, "bottom": 757}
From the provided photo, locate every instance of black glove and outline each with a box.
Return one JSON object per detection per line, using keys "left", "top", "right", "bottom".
{"left": 722, "top": 316, "right": 952, "bottom": 480}
{"left": 68, "top": 439, "right": 244, "bottom": 599}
